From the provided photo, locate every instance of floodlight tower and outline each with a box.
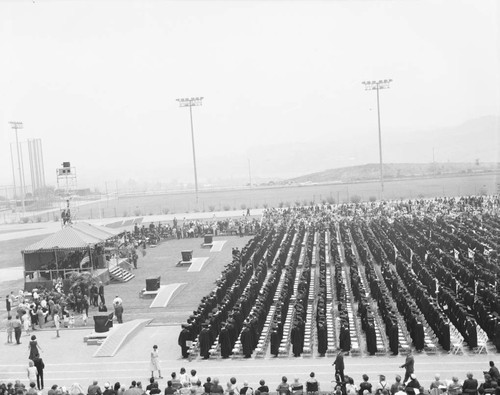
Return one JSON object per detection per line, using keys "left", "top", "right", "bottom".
{"left": 362, "top": 79, "right": 392, "bottom": 193}
{"left": 176, "top": 97, "right": 203, "bottom": 203}
{"left": 9, "top": 121, "right": 25, "bottom": 212}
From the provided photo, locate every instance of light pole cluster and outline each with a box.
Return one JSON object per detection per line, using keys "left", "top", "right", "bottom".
{"left": 9, "top": 121, "right": 25, "bottom": 212}
{"left": 362, "top": 79, "right": 392, "bottom": 193}
{"left": 176, "top": 97, "right": 203, "bottom": 203}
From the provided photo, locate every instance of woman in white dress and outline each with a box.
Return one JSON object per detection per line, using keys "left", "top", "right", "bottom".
{"left": 27, "top": 360, "right": 37, "bottom": 384}
{"left": 23, "top": 312, "right": 31, "bottom": 335}
{"left": 150, "top": 345, "right": 163, "bottom": 379}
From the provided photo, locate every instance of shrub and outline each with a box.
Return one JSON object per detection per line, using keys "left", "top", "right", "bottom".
{"left": 123, "top": 211, "right": 128, "bottom": 217}
{"left": 278, "top": 201, "right": 284, "bottom": 208}
{"left": 263, "top": 203, "right": 268, "bottom": 209}
{"left": 369, "top": 196, "right": 377, "bottom": 202}
{"left": 162, "top": 208, "right": 170, "bottom": 214}
{"left": 208, "top": 205, "right": 216, "bottom": 212}
{"left": 254, "top": 203, "right": 259, "bottom": 209}
{"left": 21, "top": 217, "right": 29, "bottom": 223}
{"left": 223, "top": 204, "right": 231, "bottom": 211}
{"left": 240, "top": 204, "right": 247, "bottom": 210}
{"left": 326, "top": 196, "right": 336, "bottom": 204}
{"left": 35, "top": 216, "right": 42, "bottom": 223}
{"left": 295, "top": 201, "right": 301, "bottom": 207}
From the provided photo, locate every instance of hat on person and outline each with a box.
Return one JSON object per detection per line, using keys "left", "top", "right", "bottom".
{"left": 104, "top": 383, "right": 110, "bottom": 388}
{"left": 410, "top": 374, "right": 416, "bottom": 380}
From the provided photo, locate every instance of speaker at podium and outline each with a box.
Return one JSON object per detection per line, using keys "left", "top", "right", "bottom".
{"left": 93, "top": 313, "right": 114, "bottom": 333}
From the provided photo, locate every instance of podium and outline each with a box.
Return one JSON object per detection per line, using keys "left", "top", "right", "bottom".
{"left": 177, "top": 250, "right": 193, "bottom": 266}
{"left": 93, "top": 313, "right": 114, "bottom": 333}
{"left": 146, "top": 276, "right": 161, "bottom": 291}
{"left": 202, "top": 234, "right": 213, "bottom": 248}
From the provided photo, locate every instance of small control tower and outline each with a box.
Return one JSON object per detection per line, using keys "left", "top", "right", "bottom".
{"left": 56, "top": 162, "right": 77, "bottom": 226}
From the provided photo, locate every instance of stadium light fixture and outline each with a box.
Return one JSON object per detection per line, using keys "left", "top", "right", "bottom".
{"left": 361, "top": 79, "right": 392, "bottom": 193}
{"left": 176, "top": 97, "right": 204, "bottom": 203}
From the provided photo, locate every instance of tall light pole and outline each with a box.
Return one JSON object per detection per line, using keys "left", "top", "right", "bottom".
{"left": 10, "top": 121, "right": 25, "bottom": 212}
{"left": 362, "top": 79, "right": 392, "bottom": 193}
{"left": 177, "top": 97, "right": 203, "bottom": 203}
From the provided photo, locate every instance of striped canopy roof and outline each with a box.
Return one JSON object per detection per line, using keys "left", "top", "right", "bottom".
{"left": 23, "top": 222, "right": 120, "bottom": 253}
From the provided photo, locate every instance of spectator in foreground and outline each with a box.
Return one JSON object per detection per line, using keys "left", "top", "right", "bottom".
{"left": 211, "top": 379, "right": 224, "bottom": 394}
{"left": 165, "top": 381, "right": 176, "bottom": 395}
{"left": 358, "top": 375, "right": 372, "bottom": 395}
{"left": 257, "top": 380, "right": 269, "bottom": 394}
{"left": 306, "top": 373, "right": 319, "bottom": 394}
{"left": 391, "top": 376, "right": 402, "bottom": 395}
{"left": 276, "top": 377, "right": 289, "bottom": 395}
{"left": 447, "top": 377, "right": 462, "bottom": 395}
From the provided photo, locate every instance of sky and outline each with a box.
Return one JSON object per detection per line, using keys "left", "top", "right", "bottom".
{"left": 0, "top": 0, "right": 499, "bottom": 192}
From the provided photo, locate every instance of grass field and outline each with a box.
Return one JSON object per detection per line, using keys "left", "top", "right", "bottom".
{"left": 64, "top": 172, "right": 500, "bottom": 221}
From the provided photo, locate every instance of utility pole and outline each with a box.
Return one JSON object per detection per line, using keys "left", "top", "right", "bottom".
{"left": 176, "top": 97, "right": 203, "bottom": 204}
{"left": 362, "top": 79, "right": 392, "bottom": 193}
{"left": 10, "top": 121, "right": 25, "bottom": 212}
{"left": 9, "top": 143, "right": 17, "bottom": 202}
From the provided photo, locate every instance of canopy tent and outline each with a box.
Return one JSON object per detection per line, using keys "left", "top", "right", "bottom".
{"left": 23, "top": 222, "right": 120, "bottom": 253}
{"left": 22, "top": 222, "right": 121, "bottom": 284}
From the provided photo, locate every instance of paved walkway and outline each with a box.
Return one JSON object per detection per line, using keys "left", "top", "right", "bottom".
{"left": 149, "top": 283, "right": 186, "bottom": 308}
{"left": 187, "top": 257, "right": 210, "bottom": 272}
{"left": 210, "top": 240, "right": 226, "bottom": 252}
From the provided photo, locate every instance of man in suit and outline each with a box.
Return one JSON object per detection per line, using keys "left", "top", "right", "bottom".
{"left": 400, "top": 349, "right": 415, "bottom": 383}
{"left": 333, "top": 351, "right": 345, "bottom": 383}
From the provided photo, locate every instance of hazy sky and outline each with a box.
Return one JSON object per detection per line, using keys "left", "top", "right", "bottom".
{"left": 0, "top": 0, "right": 499, "bottom": 190}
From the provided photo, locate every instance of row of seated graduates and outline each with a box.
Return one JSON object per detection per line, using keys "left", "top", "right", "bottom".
{"left": 354, "top": 219, "right": 400, "bottom": 355}
{"left": 181, "top": 225, "right": 273, "bottom": 353}
{"left": 270, "top": 223, "right": 306, "bottom": 356}
{"left": 373, "top": 217, "right": 452, "bottom": 351}
{"left": 393, "top": 216, "right": 480, "bottom": 349}
{"left": 316, "top": 228, "right": 329, "bottom": 356}
{"left": 368, "top": 218, "right": 442, "bottom": 351}
{"left": 330, "top": 221, "right": 351, "bottom": 352}
{"left": 229, "top": 221, "right": 297, "bottom": 358}
{"left": 201, "top": 224, "right": 280, "bottom": 358}
{"left": 290, "top": 227, "right": 315, "bottom": 357}
{"left": 339, "top": 219, "right": 378, "bottom": 355}
{"left": 236, "top": 222, "right": 293, "bottom": 358}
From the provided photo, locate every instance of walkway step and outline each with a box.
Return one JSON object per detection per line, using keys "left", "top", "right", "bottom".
{"left": 109, "top": 267, "right": 135, "bottom": 283}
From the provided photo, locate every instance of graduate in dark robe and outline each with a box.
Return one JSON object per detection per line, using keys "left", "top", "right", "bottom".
{"left": 240, "top": 324, "right": 253, "bottom": 358}
{"left": 317, "top": 320, "right": 327, "bottom": 356}
{"left": 219, "top": 324, "right": 232, "bottom": 358}
{"left": 270, "top": 327, "right": 280, "bottom": 357}
{"left": 199, "top": 324, "right": 211, "bottom": 359}
{"left": 178, "top": 324, "right": 191, "bottom": 358}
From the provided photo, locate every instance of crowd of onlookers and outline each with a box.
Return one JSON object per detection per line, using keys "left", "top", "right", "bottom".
{"left": 3, "top": 361, "right": 500, "bottom": 395}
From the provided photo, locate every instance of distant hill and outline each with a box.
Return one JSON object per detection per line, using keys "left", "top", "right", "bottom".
{"left": 286, "top": 162, "right": 500, "bottom": 184}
